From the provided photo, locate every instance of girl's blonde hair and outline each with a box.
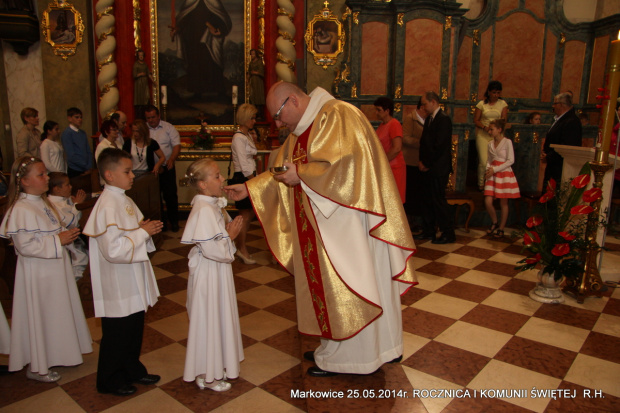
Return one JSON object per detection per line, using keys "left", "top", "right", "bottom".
{"left": 3, "top": 156, "right": 64, "bottom": 230}
{"left": 185, "top": 157, "right": 218, "bottom": 190}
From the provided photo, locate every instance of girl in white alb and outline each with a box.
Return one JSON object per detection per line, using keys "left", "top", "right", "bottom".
{"left": 0, "top": 157, "right": 92, "bottom": 382}
{"left": 181, "top": 158, "right": 244, "bottom": 392}
{"left": 483, "top": 119, "right": 520, "bottom": 238}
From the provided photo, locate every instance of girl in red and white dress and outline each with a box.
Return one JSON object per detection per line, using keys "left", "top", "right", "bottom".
{"left": 484, "top": 119, "right": 520, "bottom": 237}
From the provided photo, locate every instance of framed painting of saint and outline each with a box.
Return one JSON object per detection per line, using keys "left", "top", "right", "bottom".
{"left": 150, "top": 0, "right": 250, "bottom": 130}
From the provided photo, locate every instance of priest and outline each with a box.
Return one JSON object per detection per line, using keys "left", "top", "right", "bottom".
{"left": 225, "top": 81, "right": 417, "bottom": 376}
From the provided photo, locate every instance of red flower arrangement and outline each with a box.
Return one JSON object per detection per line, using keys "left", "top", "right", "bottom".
{"left": 515, "top": 163, "right": 606, "bottom": 281}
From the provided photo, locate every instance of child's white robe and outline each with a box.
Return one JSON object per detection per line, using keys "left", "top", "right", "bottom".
{"left": 83, "top": 185, "right": 160, "bottom": 318}
{"left": 0, "top": 193, "right": 92, "bottom": 374}
{"left": 48, "top": 194, "right": 88, "bottom": 280}
{"left": 181, "top": 195, "right": 244, "bottom": 382}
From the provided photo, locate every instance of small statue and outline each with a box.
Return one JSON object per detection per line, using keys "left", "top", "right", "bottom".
{"left": 248, "top": 49, "right": 265, "bottom": 119}
{"left": 133, "top": 49, "right": 153, "bottom": 119}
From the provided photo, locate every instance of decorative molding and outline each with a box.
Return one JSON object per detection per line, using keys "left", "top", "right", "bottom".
{"left": 444, "top": 16, "right": 452, "bottom": 31}
{"left": 397, "top": 13, "right": 404, "bottom": 27}
{"left": 472, "top": 29, "right": 480, "bottom": 46}
{"left": 441, "top": 87, "right": 448, "bottom": 100}
{"left": 353, "top": 12, "right": 359, "bottom": 25}
{"left": 132, "top": 0, "right": 141, "bottom": 50}
{"left": 95, "top": 0, "right": 118, "bottom": 119}
{"left": 394, "top": 84, "right": 402, "bottom": 99}
{"left": 275, "top": 0, "right": 296, "bottom": 82}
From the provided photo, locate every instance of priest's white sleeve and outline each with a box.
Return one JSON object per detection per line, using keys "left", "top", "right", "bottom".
{"left": 11, "top": 231, "right": 63, "bottom": 259}
{"left": 95, "top": 225, "right": 151, "bottom": 263}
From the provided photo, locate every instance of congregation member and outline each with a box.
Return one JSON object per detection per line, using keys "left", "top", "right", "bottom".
{"left": 417, "top": 91, "right": 455, "bottom": 244}
{"left": 101, "top": 110, "right": 127, "bottom": 148}
{"left": 122, "top": 119, "right": 166, "bottom": 177}
{"left": 542, "top": 92, "right": 582, "bottom": 187}
{"left": 84, "top": 148, "right": 163, "bottom": 396}
{"left": 374, "top": 96, "right": 406, "bottom": 204}
{"left": 145, "top": 105, "right": 181, "bottom": 232}
{"left": 95, "top": 120, "right": 121, "bottom": 162}
{"left": 40, "top": 120, "right": 67, "bottom": 173}
{"left": 230, "top": 103, "right": 258, "bottom": 264}
{"left": 15, "top": 107, "right": 41, "bottom": 158}
{"left": 226, "top": 81, "right": 417, "bottom": 377}
{"left": 473, "top": 81, "right": 508, "bottom": 191}
{"left": 62, "top": 107, "right": 93, "bottom": 178}
{"left": 402, "top": 100, "right": 427, "bottom": 230}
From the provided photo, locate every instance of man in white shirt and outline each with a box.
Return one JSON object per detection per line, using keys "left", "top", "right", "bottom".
{"left": 145, "top": 105, "right": 181, "bottom": 232}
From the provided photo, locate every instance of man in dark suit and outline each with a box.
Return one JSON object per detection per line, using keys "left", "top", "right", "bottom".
{"left": 416, "top": 91, "right": 455, "bottom": 244}
{"left": 542, "top": 92, "right": 582, "bottom": 187}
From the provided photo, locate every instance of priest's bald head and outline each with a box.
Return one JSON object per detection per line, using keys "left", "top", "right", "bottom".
{"left": 266, "top": 81, "right": 311, "bottom": 132}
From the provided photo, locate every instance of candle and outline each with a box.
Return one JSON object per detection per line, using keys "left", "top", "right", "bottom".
{"left": 232, "top": 85, "right": 238, "bottom": 105}
{"left": 161, "top": 85, "right": 168, "bottom": 105}
{"left": 599, "top": 31, "right": 620, "bottom": 161}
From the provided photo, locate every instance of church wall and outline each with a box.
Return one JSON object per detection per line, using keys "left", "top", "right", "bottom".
{"left": 36, "top": 0, "right": 97, "bottom": 141}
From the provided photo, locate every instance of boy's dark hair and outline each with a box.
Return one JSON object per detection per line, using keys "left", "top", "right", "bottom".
{"left": 48, "top": 172, "right": 69, "bottom": 194}
{"left": 97, "top": 148, "right": 131, "bottom": 182}
{"left": 67, "top": 107, "right": 82, "bottom": 117}
{"left": 144, "top": 105, "right": 159, "bottom": 115}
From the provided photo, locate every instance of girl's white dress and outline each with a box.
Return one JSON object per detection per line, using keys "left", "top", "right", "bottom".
{"left": 483, "top": 137, "right": 521, "bottom": 198}
{"left": 181, "top": 195, "right": 244, "bottom": 382}
{"left": 0, "top": 193, "right": 92, "bottom": 374}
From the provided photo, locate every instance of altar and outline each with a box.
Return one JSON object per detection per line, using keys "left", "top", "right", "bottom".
{"left": 175, "top": 147, "right": 272, "bottom": 209}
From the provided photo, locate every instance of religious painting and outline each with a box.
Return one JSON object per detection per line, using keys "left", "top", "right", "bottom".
{"left": 41, "top": 1, "right": 85, "bottom": 60}
{"left": 305, "top": 4, "right": 345, "bottom": 70}
{"left": 151, "top": 0, "right": 250, "bottom": 130}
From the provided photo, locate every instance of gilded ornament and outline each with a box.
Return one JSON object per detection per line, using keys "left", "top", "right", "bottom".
{"left": 305, "top": 2, "right": 346, "bottom": 69}
{"left": 394, "top": 84, "right": 402, "bottom": 99}
{"left": 464, "top": 129, "right": 470, "bottom": 141}
{"left": 394, "top": 103, "right": 401, "bottom": 113}
{"left": 513, "top": 132, "right": 520, "bottom": 143}
{"left": 441, "top": 87, "right": 448, "bottom": 100}
{"left": 41, "top": 0, "right": 86, "bottom": 60}
{"left": 351, "top": 83, "right": 358, "bottom": 98}
{"left": 397, "top": 13, "right": 404, "bottom": 27}
{"left": 444, "top": 16, "right": 452, "bottom": 31}
{"left": 353, "top": 12, "right": 359, "bottom": 25}
{"left": 559, "top": 32, "right": 566, "bottom": 47}
{"left": 533, "top": 131, "right": 539, "bottom": 144}
{"left": 473, "top": 29, "right": 480, "bottom": 46}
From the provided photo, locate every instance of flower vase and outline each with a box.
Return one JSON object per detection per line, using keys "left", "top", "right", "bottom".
{"left": 529, "top": 270, "right": 565, "bottom": 304}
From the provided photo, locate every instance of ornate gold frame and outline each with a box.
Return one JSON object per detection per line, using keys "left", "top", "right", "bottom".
{"left": 304, "top": 3, "right": 345, "bottom": 70}
{"left": 41, "top": 1, "right": 85, "bottom": 61}
{"left": 149, "top": 0, "right": 252, "bottom": 133}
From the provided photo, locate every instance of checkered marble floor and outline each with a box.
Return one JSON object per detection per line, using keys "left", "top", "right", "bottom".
{"left": 2, "top": 221, "right": 620, "bottom": 412}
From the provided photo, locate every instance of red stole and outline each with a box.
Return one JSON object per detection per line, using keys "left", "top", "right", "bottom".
{"left": 293, "top": 124, "right": 333, "bottom": 338}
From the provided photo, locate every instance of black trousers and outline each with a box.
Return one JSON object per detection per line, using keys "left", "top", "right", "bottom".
{"left": 420, "top": 172, "right": 454, "bottom": 237}
{"left": 159, "top": 166, "right": 179, "bottom": 225}
{"left": 97, "top": 311, "right": 148, "bottom": 392}
{"left": 404, "top": 165, "right": 424, "bottom": 217}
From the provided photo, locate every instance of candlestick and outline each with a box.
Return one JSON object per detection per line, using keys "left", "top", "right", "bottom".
{"left": 161, "top": 85, "right": 168, "bottom": 105}
{"left": 596, "top": 31, "right": 620, "bottom": 163}
{"left": 232, "top": 85, "right": 238, "bottom": 105}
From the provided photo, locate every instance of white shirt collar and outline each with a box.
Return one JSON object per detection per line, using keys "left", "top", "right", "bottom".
{"left": 292, "top": 87, "right": 335, "bottom": 136}
{"left": 69, "top": 124, "right": 79, "bottom": 132}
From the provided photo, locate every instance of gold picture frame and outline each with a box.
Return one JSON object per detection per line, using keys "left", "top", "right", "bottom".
{"left": 149, "top": 0, "right": 251, "bottom": 132}
{"left": 41, "top": 1, "right": 84, "bottom": 61}
{"left": 304, "top": 2, "right": 345, "bottom": 70}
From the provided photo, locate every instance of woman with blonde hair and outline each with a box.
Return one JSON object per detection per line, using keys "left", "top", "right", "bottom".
{"left": 230, "top": 103, "right": 258, "bottom": 264}
{"left": 16, "top": 107, "right": 41, "bottom": 158}
{"left": 122, "top": 119, "right": 166, "bottom": 176}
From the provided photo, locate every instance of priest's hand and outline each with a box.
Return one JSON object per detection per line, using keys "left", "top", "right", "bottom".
{"left": 224, "top": 184, "right": 249, "bottom": 201}
{"left": 140, "top": 219, "right": 164, "bottom": 236}
{"left": 226, "top": 216, "right": 243, "bottom": 240}
{"left": 59, "top": 228, "right": 81, "bottom": 246}
{"left": 273, "top": 162, "right": 300, "bottom": 186}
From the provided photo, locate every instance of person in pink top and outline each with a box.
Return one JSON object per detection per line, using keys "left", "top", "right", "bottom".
{"left": 374, "top": 97, "right": 406, "bottom": 203}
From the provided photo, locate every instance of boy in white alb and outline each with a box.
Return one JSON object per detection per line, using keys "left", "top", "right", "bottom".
{"left": 48, "top": 172, "right": 88, "bottom": 280}
{"left": 83, "top": 148, "right": 163, "bottom": 396}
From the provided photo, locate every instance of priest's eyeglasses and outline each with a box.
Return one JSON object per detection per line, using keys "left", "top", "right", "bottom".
{"left": 273, "top": 97, "right": 289, "bottom": 121}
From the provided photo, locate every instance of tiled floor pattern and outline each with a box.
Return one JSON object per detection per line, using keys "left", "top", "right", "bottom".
{"left": 1, "top": 222, "right": 620, "bottom": 412}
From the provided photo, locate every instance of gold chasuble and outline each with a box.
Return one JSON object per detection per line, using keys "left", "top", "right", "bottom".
{"left": 247, "top": 93, "right": 417, "bottom": 340}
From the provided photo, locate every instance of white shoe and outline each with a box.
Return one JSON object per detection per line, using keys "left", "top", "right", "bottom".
{"left": 235, "top": 251, "right": 256, "bottom": 265}
{"left": 27, "top": 369, "right": 61, "bottom": 382}
{"left": 195, "top": 377, "right": 232, "bottom": 392}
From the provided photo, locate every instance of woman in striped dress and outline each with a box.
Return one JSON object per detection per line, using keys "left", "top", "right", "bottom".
{"left": 484, "top": 119, "right": 520, "bottom": 238}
